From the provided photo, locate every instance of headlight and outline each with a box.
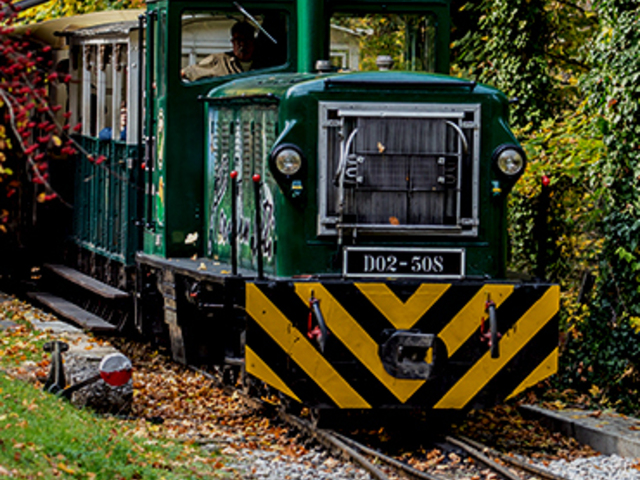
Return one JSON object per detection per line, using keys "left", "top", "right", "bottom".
{"left": 493, "top": 145, "right": 525, "bottom": 177}
{"left": 272, "top": 145, "right": 303, "bottom": 175}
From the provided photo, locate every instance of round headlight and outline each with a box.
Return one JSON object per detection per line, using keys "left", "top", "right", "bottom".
{"left": 274, "top": 147, "right": 302, "bottom": 175}
{"left": 494, "top": 146, "right": 525, "bottom": 176}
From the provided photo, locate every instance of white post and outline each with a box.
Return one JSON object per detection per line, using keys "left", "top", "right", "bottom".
{"left": 81, "top": 45, "right": 92, "bottom": 136}
{"left": 127, "top": 32, "right": 140, "bottom": 145}
{"left": 112, "top": 43, "right": 124, "bottom": 141}
{"left": 96, "top": 44, "right": 107, "bottom": 137}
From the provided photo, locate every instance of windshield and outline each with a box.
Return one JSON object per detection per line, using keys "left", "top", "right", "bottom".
{"left": 181, "top": 10, "right": 288, "bottom": 82}
{"left": 329, "top": 12, "right": 437, "bottom": 72}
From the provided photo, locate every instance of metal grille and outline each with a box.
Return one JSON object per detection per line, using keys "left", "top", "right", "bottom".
{"left": 318, "top": 102, "right": 480, "bottom": 237}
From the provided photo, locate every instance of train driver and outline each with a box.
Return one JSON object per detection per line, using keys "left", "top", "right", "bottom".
{"left": 182, "top": 21, "right": 255, "bottom": 81}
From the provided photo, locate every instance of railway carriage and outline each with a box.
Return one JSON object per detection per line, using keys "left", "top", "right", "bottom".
{"left": 26, "top": 0, "right": 558, "bottom": 412}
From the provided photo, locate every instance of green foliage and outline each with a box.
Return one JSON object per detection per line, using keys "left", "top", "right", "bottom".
{"left": 0, "top": 373, "right": 219, "bottom": 479}
{"left": 331, "top": 14, "right": 434, "bottom": 72}
{"left": 452, "top": 0, "right": 597, "bottom": 128}
{"left": 454, "top": 0, "right": 640, "bottom": 413}
{"left": 453, "top": 0, "right": 555, "bottom": 129}
{"left": 559, "top": 0, "right": 640, "bottom": 414}
{"left": 508, "top": 105, "right": 606, "bottom": 288}
{"left": 18, "top": 0, "right": 144, "bottom": 23}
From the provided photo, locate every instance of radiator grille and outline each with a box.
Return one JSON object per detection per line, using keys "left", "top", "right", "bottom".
{"left": 318, "top": 102, "right": 480, "bottom": 236}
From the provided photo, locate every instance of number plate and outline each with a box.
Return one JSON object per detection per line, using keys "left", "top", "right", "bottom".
{"left": 343, "top": 247, "right": 465, "bottom": 278}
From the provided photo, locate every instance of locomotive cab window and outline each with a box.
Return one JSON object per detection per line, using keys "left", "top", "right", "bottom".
{"left": 329, "top": 12, "right": 436, "bottom": 72}
{"left": 181, "top": 10, "right": 289, "bottom": 82}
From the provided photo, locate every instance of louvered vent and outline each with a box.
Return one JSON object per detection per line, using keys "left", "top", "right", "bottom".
{"left": 318, "top": 102, "right": 480, "bottom": 237}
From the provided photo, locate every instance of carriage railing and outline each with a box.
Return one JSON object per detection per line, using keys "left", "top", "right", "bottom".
{"left": 73, "top": 136, "right": 140, "bottom": 264}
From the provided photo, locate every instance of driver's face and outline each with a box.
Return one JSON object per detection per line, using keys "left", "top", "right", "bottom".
{"left": 232, "top": 33, "right": 255, "bottom": 61}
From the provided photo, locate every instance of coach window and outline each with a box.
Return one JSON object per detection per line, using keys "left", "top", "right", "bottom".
{"left": 329, "top": 12, "right": 436, "bottom": 72}
{"left": 78, "top": 42, "right": 128, "bottom": 140}
{"left": 180, "top": 10, "right": 289, "bottom": 83}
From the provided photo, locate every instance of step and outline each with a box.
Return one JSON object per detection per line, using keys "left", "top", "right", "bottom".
{"left": 44, "top": 264, "right": 129, "bottom": 300}
{"left": 27, "top": 292, "right": 117, "bottom": 334}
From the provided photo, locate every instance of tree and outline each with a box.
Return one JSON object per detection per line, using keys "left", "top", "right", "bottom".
{"left": 453, "top": 0, "right": 640, "bottom": 413}
{"left": 452, "top": 0, "right": 555, "bottom": 129}
{"left": 18, "top": 0, "right": 144, "bottom": 23}
{"left": 562, "top": 0, "right": 640, "bottom": 410}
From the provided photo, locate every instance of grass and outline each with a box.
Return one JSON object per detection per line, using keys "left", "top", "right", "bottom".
{"left": 0, "top": 372, "right": 224, "bottom": 479}
{"left": 0, "top": 297, "right": 229, "bottom": 479}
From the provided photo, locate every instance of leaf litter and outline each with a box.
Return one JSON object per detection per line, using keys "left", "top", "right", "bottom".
{"left": 1, "top": 295, "right": 608, "bottom": 479}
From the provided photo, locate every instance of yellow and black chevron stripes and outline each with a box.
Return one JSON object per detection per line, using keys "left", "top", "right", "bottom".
{"left": 437, "top": 284, "right": 514, "bottom": 357}
{"left": 245, "top": 345, "right": 301, "bottom": 403}
{"left": 295, "top": 283, "right": 425, "bottom": 403}
{"left": 355, "top": 283, "right": 450, "bottom": 330}
{"left": 506, "top": 348, "right": 558, "bottom": 401}
{"left": 246, "top": 284, "right": 371, "bottom": 408}
{"left": 245, "top": 281, "right": 559, "bottom": 410}
{"left": 434, "top": 286, "right": 559, "bottom": 409}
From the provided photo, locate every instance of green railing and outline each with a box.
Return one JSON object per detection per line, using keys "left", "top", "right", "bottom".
{"left": 73, "top": 137, "right": 140, "bottom": 265}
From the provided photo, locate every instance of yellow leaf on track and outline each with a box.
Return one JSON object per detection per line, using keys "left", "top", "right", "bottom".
{"left": 57, "top": 463, "right": 75, "bottom": 474}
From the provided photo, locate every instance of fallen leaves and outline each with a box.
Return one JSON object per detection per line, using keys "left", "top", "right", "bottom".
{"left": 113, "top": 338, "right": 305, "bottom": 468}
{"left": 453, "top": 404, "right": 598, "bottom": 462}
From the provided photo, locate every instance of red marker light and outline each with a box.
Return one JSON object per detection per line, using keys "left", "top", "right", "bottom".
{"left": 230, "top": 170, "right": 238, "bottom": 179}
{"left": 542, "top": 175, "right": 550, "bottom": 187}
{"left": 252, "top": 174, "right": 261, "bottom": 183}
{"left": 99, "top": 353, "right": 132, "bottom": 387}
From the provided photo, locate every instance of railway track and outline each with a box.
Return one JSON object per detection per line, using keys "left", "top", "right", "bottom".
{"left": 190, "top": 364, "right": 571, "bottom": 480}
{"left": 0, "top": 290, "right": 576, "bottom": 480}
{"left": 8, "top": 288, "right": 635, "bottom": 480}
{"left": 292, "top": 423, "right": 571, "bottom": 480}
{"left": 3, "top": 291, "right": 581, "bottom": 480}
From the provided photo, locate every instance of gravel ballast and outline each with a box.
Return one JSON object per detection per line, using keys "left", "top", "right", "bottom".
{"left": 545, "top": 454, "right": 640, "bottom": 480}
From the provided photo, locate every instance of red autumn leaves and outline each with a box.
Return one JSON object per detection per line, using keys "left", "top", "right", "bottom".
{"left": 0, "top": 0, "right": 85, "bottom": 204}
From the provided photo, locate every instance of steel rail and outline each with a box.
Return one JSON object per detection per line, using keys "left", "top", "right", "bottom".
{"left": 190, "top": 364, "right": 389, "bottom": 480}
{"left": 445, "top": 436, "right": 522, "bottom": 480}
{"left": 190, "top": 366, "right": 569, "bottom": 480}
{"left": 280, "top": 412, "right": 391, "bottom": 480}
{"left": 455, "top": 435, "right": 571, "bottom": 480}
{"left": 332, "top": 431, "right": 445, "bottom": 480}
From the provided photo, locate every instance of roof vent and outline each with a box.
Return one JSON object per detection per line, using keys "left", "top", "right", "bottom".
{"left": 376, "top": 55, "right": 394, "bottom": 71}
{"left": 315, "top": 59, "right": 332, "bottom": 73}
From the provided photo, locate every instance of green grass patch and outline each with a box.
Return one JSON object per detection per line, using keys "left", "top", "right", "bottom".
{"left": 0, "top": 373, "right": 223, "bottom": 479}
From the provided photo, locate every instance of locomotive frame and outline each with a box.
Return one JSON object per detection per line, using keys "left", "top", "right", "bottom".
{"left": 23, "top": 0, "right": 558, "bottom": 413}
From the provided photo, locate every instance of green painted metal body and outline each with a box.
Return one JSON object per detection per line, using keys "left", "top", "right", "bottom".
{"left": 205, "top": 72, "right": 518, "bottom": 279}
{"left": 141, "top": 0, "right": 296, "bottom": 261}
{"left": 114, "top": 0, "right": 518, "bottom": 281}
{"left": 140, "top": 0, "right": 454, "bottom": 260}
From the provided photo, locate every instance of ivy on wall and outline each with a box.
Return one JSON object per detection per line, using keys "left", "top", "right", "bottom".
{"left": 453, "top": 0, "right": 640, "bottom": 413}
{"left": 452, "top": 0, "right": 555, "bottom": 129}
{"left": 564, "top": 0, "right": 640, "bottom": 409}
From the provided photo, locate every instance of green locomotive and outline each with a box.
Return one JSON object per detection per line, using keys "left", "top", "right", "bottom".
{"left": 33, "top": 0, "right": 558, "bottom": 411}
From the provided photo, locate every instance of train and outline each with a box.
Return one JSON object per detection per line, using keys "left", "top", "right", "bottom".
{"left": 15, "top": 0, "right": 558, "bottom": 412}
